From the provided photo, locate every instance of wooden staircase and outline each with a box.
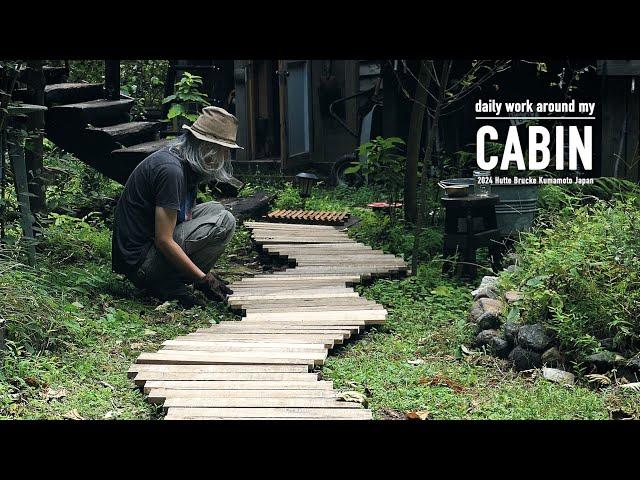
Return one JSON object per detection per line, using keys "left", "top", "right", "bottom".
{"left": 42, "top": 76, "right": 171, "bottom": 184}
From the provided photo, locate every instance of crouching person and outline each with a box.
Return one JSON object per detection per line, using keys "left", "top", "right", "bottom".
{"left": 112, "top": 107, "right": 244, "bottom": 308}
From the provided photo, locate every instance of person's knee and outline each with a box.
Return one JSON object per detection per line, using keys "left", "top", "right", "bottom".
{"left": 219, "top": 210, "right": 236, "bottom": 244}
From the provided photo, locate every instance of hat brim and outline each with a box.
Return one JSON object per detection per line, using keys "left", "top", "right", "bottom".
{"left": 182, "top": 125, "right": 244, "bottom": 149}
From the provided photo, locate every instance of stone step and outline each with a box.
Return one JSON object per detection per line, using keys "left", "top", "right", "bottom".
{"left": 85, "top": 121, "right": 162, "bottom": 148}
{"left": 47, "top": 98, "right": 134, "bottom": 128}
{"left": 45, "top": 83, "right": 104, "bottom": 106}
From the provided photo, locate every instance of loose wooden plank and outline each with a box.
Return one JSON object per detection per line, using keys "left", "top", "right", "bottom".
{"left": 142, "top": 373, "right": 322, "bottom": 392}
{"left": 228, "top": 292, "right": 359, "bottom": 302}
{"left": 273, "top": 266, "right": 405, "bottom": 275}
{"left": 198, "top": 325, "right": 357, "bottom": 335}
{"left": 253, "top": 238, "right": 354, "bottom": 244}
{"left": 233, "top": 297, "right": 375, "bottom": 307}
{"left": 229, "top": 284, "right": 354, "bottom": 292}
{"left": 228, "top": 287, "right": 355, "bottom": 295}
{"left": 161, "top": 340, "right": 328, "bottom": 353}
{"left": 156, "top": 348, "right": 327, "bottom": 362}
{"left": 232, "top": 277, "right": 355, "bottom": 284}
{"left": 144, "top": 380, "right": 334, "bottom": 392}
{"left": 147, "top": 388, "right": 337, "bottom": 403}
{"left": 135, "top": 371, "right": 319, "bottom": 386}
{"left": 174, "top": 334, "right": 339, "bottom": 347}
{"left": 243, "top": 310, "right": 386, "bottom": 323}
{"left": 162, "top": 397, "right": 361, "bottom": 409}
{"left": 263, "top": 243, "right": 372, "bottom": 250}
{"left": 243, "top": 304, "right": 384, "bottom": 313}
{"left": 236, "top": 275, "right": 361, "bottom": 283}
{"left": 128, "top": 363, "right": 308, "bottom": 378}
{"left": 135, "top": 352, "right": 318, "bottom": 367}
{"left": 163, "top": 407, "right": 372, "bottom": 420}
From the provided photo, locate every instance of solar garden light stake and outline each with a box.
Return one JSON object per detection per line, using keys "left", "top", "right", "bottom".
{"left": 295, "top": 172, "right": 319, "bottom": 208}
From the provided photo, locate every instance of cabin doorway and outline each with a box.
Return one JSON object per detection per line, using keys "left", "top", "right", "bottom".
{"left": 234, "top": 60, "right": 313, "bottom": 171}
{"left": 233, "top": 60, "right": 281, "bottom": 165}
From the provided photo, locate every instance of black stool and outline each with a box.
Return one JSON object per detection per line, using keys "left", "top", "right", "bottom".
{"left": 441, "top": 194, "right": 502, "bottom": 280}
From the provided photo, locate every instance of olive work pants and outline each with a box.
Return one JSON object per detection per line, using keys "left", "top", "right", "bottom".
{"left": 128, "top": 201, "right": 236, "bottom": 300}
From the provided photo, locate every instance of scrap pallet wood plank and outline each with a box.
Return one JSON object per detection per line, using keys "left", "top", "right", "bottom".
{"left": 147, "top": 388, "right": 338, "bottom": 403}
{"left": 173, "top": 335, "right": 338, "bottom": 348}
{"left": 156, "top": 348, "right": 328, "bottom": 362}
{"left": 163, "top": 407, "right": 372, "bottom": 420}
{"left": 162, "top": 397, "right": 361, "bottom": 409}
{"left": 161, "top": 342, "right": 329, "bottom": 353}
{"left": 196, "top": 325, "right": 358, "bottom": 335}
{"left": 242, "top": 310, "right": 387, "bottom": 322}
{"left": 135, "top": 352, "right": 320, "bottom": 367}
{"left": 143, "top": 380, "right": 335, "bottom": 393}
{"left": 128, "top": 363, "right": 309, "bottom": 378}
{"left": 136, "top": 371, "right": 319, "bottom": 384}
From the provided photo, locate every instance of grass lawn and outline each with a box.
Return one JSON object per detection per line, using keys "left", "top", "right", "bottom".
{"left": 323, "top": 266, "right": 619, "bottom": 420}
{"left": 1, "top": 173, "right": 638, "bottom": 420}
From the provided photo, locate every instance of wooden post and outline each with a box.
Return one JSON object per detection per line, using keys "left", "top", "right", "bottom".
{"left": 105, "top": 60, "right": 120, "bottom": 100}
{"left": 404, "top": 60, "right": 430, "bottom": 223}
{"left": 278, "top": 60, "right": 287, "bottom": 172}
{"left": 24, "top": 60, "right": 46, "bottom": 213}
{"left": 8, "top": 126, "right": 36, "bottom": 266}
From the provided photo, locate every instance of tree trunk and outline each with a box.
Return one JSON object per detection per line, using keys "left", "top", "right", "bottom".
{"left": 411, "top": 60, "right": 452, "bottom": 275}
{"left": 105, "top": 60, "right": 120, "bottom": 100}
{"left": 404, "top": 60, "right": 430, "bottom": 223}
{"left": 24, "top": 60, "right": 46, "bottom": 213}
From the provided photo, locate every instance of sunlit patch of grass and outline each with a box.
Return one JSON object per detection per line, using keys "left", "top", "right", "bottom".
{"left": 323, "top": 263, "right": 623, "bottom": 420}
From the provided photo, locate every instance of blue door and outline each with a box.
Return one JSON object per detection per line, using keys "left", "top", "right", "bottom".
{"left": 281, "top": 60, "right": 313, "bottom": 167}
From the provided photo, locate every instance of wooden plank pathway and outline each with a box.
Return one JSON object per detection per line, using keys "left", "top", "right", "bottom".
{"left": 130, "top": 221, "right": 408, "bottom": 420}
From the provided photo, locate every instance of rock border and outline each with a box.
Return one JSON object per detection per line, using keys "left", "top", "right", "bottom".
{"left": 466, "top": 273, "right": 640, "bottom": 385}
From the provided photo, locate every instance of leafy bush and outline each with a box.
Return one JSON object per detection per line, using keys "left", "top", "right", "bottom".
{"left": 502, "top": 196, "right": 640, "bottom": 359}
{"left": 162, "top": 72, "right": 210, "bottom": 124}
{"left": 350, "top": 213, "right": 442, "bottom": 263}
{"left": 273, "top": 182, "right": 305, "bottom": 210}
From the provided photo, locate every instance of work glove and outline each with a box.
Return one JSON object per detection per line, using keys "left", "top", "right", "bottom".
{"left": 194, "top": 271, "right": 233, "bottom": 303}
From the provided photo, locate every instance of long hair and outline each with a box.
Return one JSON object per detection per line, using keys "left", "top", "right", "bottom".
{"left": 169, "top": 132, "right": 242, "bottom": 188}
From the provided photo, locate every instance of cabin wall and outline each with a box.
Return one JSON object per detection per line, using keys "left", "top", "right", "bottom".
{"left": 600, "top": 76, "right": 640, "bottom": 181}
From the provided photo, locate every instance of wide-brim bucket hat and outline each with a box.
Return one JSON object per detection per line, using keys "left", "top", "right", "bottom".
{"left": 182, "top": 106, "right": 244, "bottom": 149}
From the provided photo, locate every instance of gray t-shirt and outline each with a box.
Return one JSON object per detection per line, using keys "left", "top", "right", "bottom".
{"left": 112, "top": 147, "right": 196, "bottom": 274}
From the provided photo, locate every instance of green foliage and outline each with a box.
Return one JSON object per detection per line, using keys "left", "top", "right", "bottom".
{"left": 68, "top": 60, "right": 169, "bottom": 120}
{"left": 162, "top": 72, "right": 210, "bottom": 123}
{"left": 502, "top": 196, "right": 640, "bottom": 359}
{"left": 0, "top": 260, "right": 83, "bottom": 354}
{"left": 120, "top": 60, "right": 169, "bottom": 119}
{"left": 323, "top": 262, "right": 611, "bottom": 419}
{"left": 41, "top": 213, "right": 112, "bottom": 264}
{"left": 42, "top": 139, "right": 121, "bottom": 221}
{"left": 272, "top": 182, "right": 305, "bottom": 210}
{"left": 68, "top": 60, "right": 103, "bottom": 83}
{"left": 346, "top": 137, "right": 406, "bottom": 213}
{"left": 350, "top": 212, "right": 442, "bottom": 263}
